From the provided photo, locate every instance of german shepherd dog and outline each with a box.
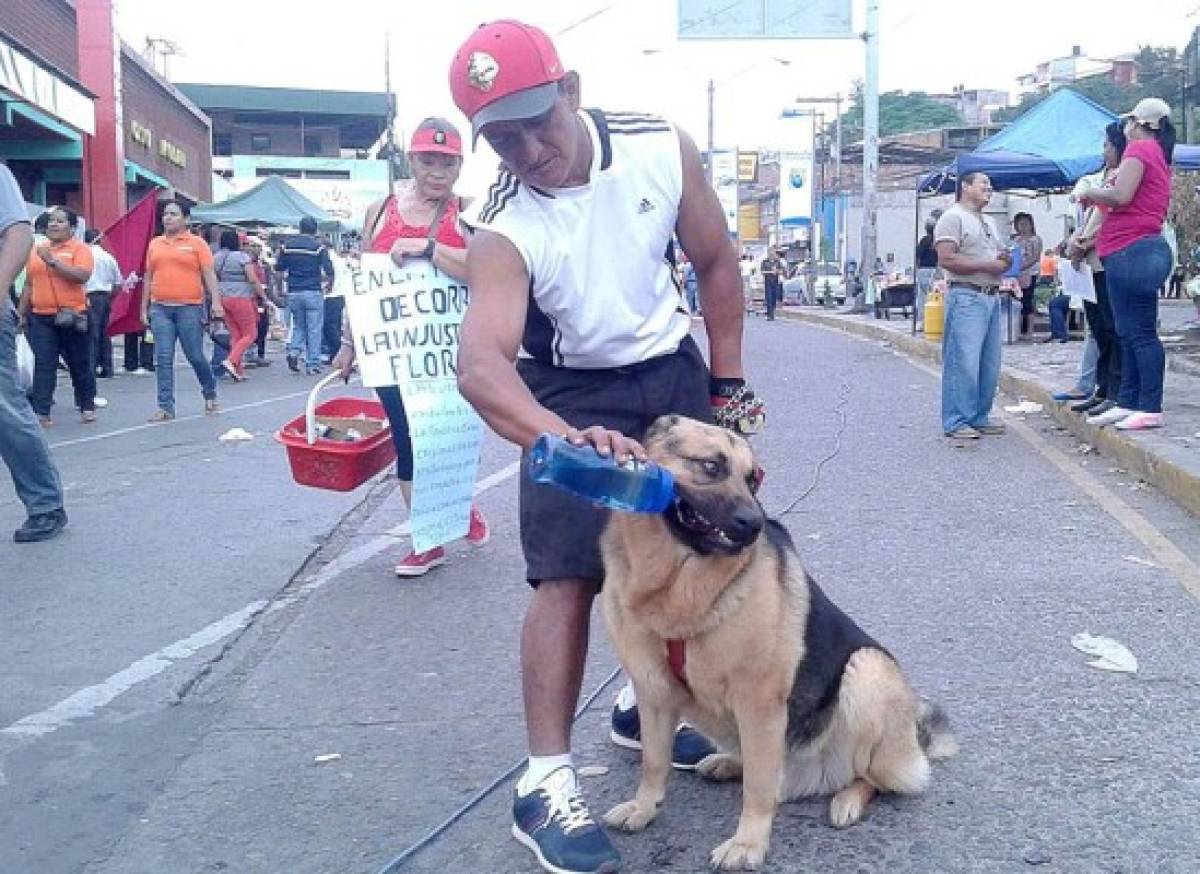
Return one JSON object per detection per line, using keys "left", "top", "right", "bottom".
{"left": 600, "top": 416, "right": 956, "bottom": 871}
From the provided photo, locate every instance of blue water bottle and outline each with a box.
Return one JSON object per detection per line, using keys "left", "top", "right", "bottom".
{"left": 527, "top": 433, "right": 676, "bottom": 513}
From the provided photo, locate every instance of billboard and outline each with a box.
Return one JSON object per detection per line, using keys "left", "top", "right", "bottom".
{"left": 711, "top": 151, "right": 739, "bottom": 236}
{"left": 778, "top": 111, "right": 814, "bottom": 227}
{"left": 678, "top": 0, "right": 853, "bottom": 39}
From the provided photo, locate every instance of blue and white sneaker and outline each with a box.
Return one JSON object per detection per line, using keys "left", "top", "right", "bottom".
{"left": 610, "top": 700, "right": 718, "bottom": 770}
{"left": 512, "top": 766, "right": 621, "bottom": 874}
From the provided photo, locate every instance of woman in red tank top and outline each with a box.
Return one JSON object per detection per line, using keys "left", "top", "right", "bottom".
{"left": 332, "top": 117, "right": 488, "bottom": 576}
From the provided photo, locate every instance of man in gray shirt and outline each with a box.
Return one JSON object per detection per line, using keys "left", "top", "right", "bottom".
{"left": 0, "top": 162, "right": 67, "bottom": 541}
{"left": 933, "top": 171, "right": 1015, "bottom": 439}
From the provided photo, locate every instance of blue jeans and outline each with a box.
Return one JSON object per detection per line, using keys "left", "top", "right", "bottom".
{"left": 0, "top": 300, "right": 63, "bottom": 515}
{"left": 1048, "top": 294, "right": 1071, "bottom": 340}
{"left": 1076, "top": 334, "right": 1099, "bottom": 395}
{"left": 286, "top": 290, "right": 324, "bottom": 368}
{"left": 941, "top": 287, "right": 1002, "bottom": 433}
{"left": 150, "top": 303, "right": 216, "bottom": 415}
{"left": 1102, "top": 235, "right": 1172, "bottom": 414}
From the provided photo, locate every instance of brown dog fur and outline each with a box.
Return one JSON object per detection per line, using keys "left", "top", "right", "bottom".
{"left": 600, "top": 416, "right": 956, "bottom": 870}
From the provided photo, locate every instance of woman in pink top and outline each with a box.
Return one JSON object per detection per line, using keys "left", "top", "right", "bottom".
{"left": 1081, "top": 98, "right": 1175, "bottom": 430}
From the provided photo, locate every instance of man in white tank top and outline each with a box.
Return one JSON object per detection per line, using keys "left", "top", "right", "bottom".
{"left": 450, "top": 19, "right": 764, "bottom": 874}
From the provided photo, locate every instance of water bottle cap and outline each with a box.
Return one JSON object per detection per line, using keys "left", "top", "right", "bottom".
{"left": 649, "top": 467, "right": 675, "bottom": 513}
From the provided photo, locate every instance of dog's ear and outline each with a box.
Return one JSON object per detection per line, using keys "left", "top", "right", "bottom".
{"left": 750, "top": 464, "right": 765, "bottom": 493}
{"left": 643, "top": 415, "right": 681, "bottom": 446}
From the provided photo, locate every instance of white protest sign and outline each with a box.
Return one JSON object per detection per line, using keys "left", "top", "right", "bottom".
{"left": 343, "top": 254, "right": 482, "bottom": 552}
{"left": 1057, "top": 259, "right": 1096, "bottom": 304}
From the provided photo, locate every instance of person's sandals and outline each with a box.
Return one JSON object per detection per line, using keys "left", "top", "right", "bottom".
{"left": 205, "top": 399, "right": 220, "bottom": 415}
{"left": 81, "top": 410, "right": 97, "bottom": 424}
{"left": 37, "top": 416, "right": 53, "bottom": 428}
{"left": 945, "top": 425, "right": 981, "bottom": 439}
{"left": 148, "top": 409, "right": 174, "bottom": 423}
{"left": 221, "top": 360, "right": 244, "bottom": 382}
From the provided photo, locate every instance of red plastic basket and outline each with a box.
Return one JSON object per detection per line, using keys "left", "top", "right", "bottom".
{"left": 276, "top": 375, "right": 396, "bottom": 492}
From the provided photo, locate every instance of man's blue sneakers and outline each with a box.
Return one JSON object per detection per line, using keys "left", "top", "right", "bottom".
{"left": 610, "top": 701, "right": 717, "bottom": 770}
{"left": 512, "top": 766, "right": 621, "bottom": 874}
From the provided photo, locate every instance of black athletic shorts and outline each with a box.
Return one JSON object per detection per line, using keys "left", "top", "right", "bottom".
{"left": 516, "top": 336, "right": 712, "bottom": 587}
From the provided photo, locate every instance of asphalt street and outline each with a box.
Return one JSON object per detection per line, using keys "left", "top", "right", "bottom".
{"left": 2, "top": 320, "right": 1199, "bottom": 874}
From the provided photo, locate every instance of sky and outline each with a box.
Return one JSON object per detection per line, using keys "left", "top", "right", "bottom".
{"left": 115, "top": 0, "right": 1200, "bottom": 198}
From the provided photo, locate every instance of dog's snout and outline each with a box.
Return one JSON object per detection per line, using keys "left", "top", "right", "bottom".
{"left": 728, "top": 505, "right": 764, "bottom": 542}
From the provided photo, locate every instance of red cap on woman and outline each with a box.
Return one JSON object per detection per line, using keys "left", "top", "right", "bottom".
{"left": 409, "top": 117, "right": 463, "bottom": 157}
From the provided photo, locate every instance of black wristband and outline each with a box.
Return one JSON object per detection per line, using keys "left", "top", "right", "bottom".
{"left": 710, "top": 377, "right": 746, "bottom": 398}
{"left": 421, "top": 239, "right": 436, "bottom": 260}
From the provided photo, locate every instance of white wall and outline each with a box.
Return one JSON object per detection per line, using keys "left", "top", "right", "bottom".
{"left": 844, "top": 189, "right": 1076, "bottom": 273}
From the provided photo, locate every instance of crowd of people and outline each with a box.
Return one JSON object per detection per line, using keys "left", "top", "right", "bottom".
{"left": 935, "top": 97, "right": 1176, "bottom": 439}
{"left": 0, "top": 16, "right": 1185, "bottom": 874}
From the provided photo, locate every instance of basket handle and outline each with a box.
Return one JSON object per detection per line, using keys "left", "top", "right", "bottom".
{"left": 305, "top": 369, "right": 353, "bottom": 445}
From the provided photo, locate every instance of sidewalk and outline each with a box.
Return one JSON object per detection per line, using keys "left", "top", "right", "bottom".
{"left": 777, "top": 298, "right": 1200, "bottom": 517}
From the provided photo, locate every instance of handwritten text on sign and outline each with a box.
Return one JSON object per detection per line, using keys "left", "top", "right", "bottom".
{"left": 343, "top": 254, "right": 482, "bottom": 552}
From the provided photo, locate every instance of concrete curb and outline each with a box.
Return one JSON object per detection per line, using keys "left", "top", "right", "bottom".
{"left": 779, "top": 308, "right": 1200, "bottom": 518}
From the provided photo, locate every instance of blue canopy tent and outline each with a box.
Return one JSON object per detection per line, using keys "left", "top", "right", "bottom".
{"left": 918, "top": 89, "right": 1119, "bottom": 195}
{"left": 1173, "top": 144, "right": 1200, "bottom": 170}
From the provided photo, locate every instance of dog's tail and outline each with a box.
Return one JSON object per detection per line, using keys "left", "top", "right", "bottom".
{"left": 916, "top": 698, "right": 958, "bottom": 761}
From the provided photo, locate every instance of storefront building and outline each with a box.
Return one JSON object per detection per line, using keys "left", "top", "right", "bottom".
{"left": 178, "top": 84, "right": 391, "bottom": 229}
{"left": 1, "top": 0, "right": 211, "bottom": 228}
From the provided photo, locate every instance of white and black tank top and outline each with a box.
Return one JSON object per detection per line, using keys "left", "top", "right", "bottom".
{"left": 462, "top": 108, "right": 691, "bottom": 369}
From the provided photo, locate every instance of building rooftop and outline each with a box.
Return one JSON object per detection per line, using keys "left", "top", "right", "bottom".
{"left": 176, "top": 84, "right": 391, "bottom": 149}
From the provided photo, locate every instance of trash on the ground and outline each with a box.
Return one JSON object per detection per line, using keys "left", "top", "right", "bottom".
{"left": 1075, "top": 443, "right": 1097, "bottom": 455}
{"left": 1060, "top": 525, "right": 1077, "bottom": 532}
{"left": 1122, "top": 554, "right": 1160, "bottom": 569}
{"left": 577, "top": 765, "right": 610, "bottom": 778}
{"left": 313, "top": 753, "right": 342, "bottom": 764}
{"left": 806, "top": 533, "right": 821, "bottom": 541}
{"left": 1107, "top": 467, "right": 1127, "bottom": 475}
{"left": 94, "top": 397, "right": 109, "bottom": 409}
{"left": 218, "top": 427, "right": 255, "bottom": 442}
{"left": 1071, "top": 633, "right": 1138, "bottom": 674}
{"left": 1003, "top": 400, "right": 1043, "bottom": 414}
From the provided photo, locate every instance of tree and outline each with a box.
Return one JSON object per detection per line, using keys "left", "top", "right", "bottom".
{"left": 837, "top": 82, "right": 964, "bottom": 143}
{"left": 1170, "top": 173, "right": 1200, "bottom": 280}
{"left": 996, "top": 45, "right": 1185, "bottom": 124}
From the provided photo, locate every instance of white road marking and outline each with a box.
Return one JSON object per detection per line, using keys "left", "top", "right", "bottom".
{"left": 264, "top": 459, "right": 522, "bottom": 612}
{"left": 1, "top": 459, "right": 522, "bottom": 746}
{"left": 47, "top": 389, "right": 318, "bottom": 450}
{"left": 1, "top": 601, "right": 267, "bottom": 739}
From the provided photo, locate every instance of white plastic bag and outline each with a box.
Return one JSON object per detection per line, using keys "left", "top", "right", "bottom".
{"left": 16, "top": 333, "right": 34, "bottom": 392}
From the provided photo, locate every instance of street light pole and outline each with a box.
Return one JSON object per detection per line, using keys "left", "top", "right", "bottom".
{"left": 707, "top": 78, "right": 715, "bottom": 186}
{"left": 861, "top": 0, "right": 880, "bottom": 311}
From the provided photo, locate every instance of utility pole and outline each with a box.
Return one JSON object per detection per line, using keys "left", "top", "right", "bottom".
{"left": 707, "top": 78, "right": 716, "bottom": 186}
{"left": 384, "top": 30, "right": 397, "bottom": 197}
{"left": 860, "top": 0, "right": 880, "bottom": 312}
{"left": 834, "top": 92, "right": 844, "bottom": 268}
{"left": 807, "top": 110, "right": 818, "bottom": 302}
{"left": 793, "top": 94, "right": 846, "bottom": 268}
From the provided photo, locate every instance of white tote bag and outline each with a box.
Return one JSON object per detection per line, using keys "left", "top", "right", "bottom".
{"left": 16, "top": 333, "right": 34, "bottom": 391}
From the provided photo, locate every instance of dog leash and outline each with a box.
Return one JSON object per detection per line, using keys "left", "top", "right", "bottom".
{"left": 374, "top": 664, "right": 623, "bottom": 873}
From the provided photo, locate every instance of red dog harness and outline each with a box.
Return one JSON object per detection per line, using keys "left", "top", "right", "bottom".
{"left": 666, "top": 639, "right": 689, "bottom": 692}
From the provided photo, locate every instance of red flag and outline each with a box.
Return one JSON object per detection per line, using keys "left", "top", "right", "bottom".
{"left": 102, "top": 193, "right": 159, "bottom": 337}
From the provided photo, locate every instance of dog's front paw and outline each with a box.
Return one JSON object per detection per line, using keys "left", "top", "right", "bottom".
{"left": 696, "top": 753, "right": 742, "bottom": 782}
{"left": 604, "top": 799, "right": 659, "bottom": 832}
{"left": 828, "top": 790, "right": 866, "bottom": 828}
{"left": 710, "top": 835, "right": 768, "bottom": 870}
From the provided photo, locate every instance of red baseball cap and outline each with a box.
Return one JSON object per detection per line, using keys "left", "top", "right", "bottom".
{"left": 409, "top": 117, "right": 463, "bottom": 156}
{"left": 449, "top": 19, "right": 565, "bottom": 142}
